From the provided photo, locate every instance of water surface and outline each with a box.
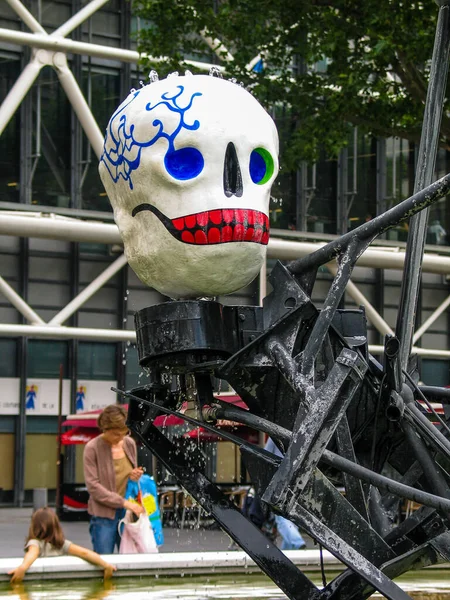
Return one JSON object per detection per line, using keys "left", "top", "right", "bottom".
{"left": 2, "top": 571, "right": 450, "bottom": 600}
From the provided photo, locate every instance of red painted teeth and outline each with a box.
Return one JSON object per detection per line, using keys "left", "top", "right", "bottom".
{"left": 170, "top": 208, "right": 270, "bottom": 246}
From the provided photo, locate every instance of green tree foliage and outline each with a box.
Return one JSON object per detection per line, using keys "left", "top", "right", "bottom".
{"left": 133, "top": 0, "right": 445, "bottom": 169}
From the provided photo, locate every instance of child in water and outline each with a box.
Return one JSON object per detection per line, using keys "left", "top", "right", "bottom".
{"left": 9, "top": 507, "right": 116, "bottom": 583}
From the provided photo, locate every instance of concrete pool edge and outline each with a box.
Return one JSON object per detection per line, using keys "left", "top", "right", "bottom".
{"left": 1, "top": 550, "right": 448, "bottom": 583}
{"left": 0, "top": 549, "right": 344, "bottom": 582}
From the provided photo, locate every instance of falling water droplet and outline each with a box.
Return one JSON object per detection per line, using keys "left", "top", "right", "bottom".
{"left": 209, "top": 66, "right": 223, "bottom": 78}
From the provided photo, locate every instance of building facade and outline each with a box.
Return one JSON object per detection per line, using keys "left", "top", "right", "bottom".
{"left": 0, "top": 0, "right": 449, "bottom": 506}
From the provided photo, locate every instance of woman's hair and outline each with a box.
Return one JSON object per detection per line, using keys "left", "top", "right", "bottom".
{"left": 98, "top": 404, "right": 128, "bottom": 432}
{"left": 26, "top": 507, "right": 65, "bottom": 549}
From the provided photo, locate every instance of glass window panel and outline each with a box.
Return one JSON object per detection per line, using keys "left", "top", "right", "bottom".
{"left": 309, "top": 154, "right": 337, "bottom": 234}
{"left": 31, "top": 67, "right": 71, "bottom": 208}
{"left": 0, "top": 55, "right": 21, "bottom": 203}
{"left": 427, "top": 148, "right": 449, "bottom": 246}
{"left": 28, "top": 340, "right": 68, "bottom": 378}
{"left": 421, "top": 360, "right": 450, "bottom": 387}
{"left": 80, "top": 69, "right": 120, "bottom": 212}
{"left": 348, "top": 131, "right": 377, "bottom": 230}
{"left": 78, "top": 342, "right": 116, "bottom": 380}
{"left": 91, "top": 11, "right": 120, "bottom": 38}
{"left": 270, "top": 170, "right": 295, "bottom": 230}
{"left": 125, "top": 344, "right": 147, "bottom": 390}
{"left": 385, "top": 138, "right": 416, "bottom": 241}
{"left": 41, "top": 1, "right": 71, "bottom": 31}
{"left": 0, "top": 339, "right": 17, "bottom": 377}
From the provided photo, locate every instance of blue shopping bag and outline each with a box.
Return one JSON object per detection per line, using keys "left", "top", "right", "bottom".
{"left": 124, "top": 474, "right": 164, "bottom": 546}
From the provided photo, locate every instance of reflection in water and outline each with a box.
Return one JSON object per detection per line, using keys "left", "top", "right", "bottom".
{"left": 4, "top": 580, "right": 115, "bottom": 600}
{"left": 1, "top": 574, "right": 450, "bottom": 600}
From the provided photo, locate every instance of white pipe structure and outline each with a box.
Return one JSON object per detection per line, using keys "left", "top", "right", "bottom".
{"left": 268, "top": 237, "right": 450, "bottom": 275}
{"left": 369, "top": 345, "right": 450, "bottom": 359}
{"left": 53, "top": 53, "right": 104, "bottom": 158}
{"left": 48, "top": 254, "right": 128, "bottom": 326}
{"left": 0, "top": 57, "right": 42, "bottom": 136}
{"left": 5, "top": 0, "right": 46, "bottom": 34}
{"left": 0, "top": 277, "right": 45, "bottom": 325}
{"left": 200, "top": 29, "right": 234, "bottom": 63}
{"left": 326, "top": 263, "right": 394, "bottom": 338}
{"left": 0, "top": 324, "right": 135, "bottom": 342}
{"left": 0, "top": 28, "right": 217, "bottom": 71}
{"left": 52, "top": 0, "right": 110, "bottom": 38}
{"left": 0, "top": 213, "right": 121, "bottom": 244}
{"left": 2, "top": 213, "right": 450, "bottom": 275}
{"left": 259, "top": 259, "right": 267, "bottom": 306}
{"left": 0, "top": 322, "right": 448, "bottom": 358}
{"left": 413, "top": 294, "right": 450, "bottom": 344}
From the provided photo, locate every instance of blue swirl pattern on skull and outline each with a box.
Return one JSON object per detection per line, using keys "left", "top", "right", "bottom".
{"left": 100, "top": 86, "right": 203, "bottom": 190}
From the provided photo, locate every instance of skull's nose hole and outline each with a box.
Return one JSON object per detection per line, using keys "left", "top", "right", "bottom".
{"left": 223, "top": 142, "right": 243, "bottom": 198}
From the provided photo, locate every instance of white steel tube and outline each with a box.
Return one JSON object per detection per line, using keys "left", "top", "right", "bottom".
{"left": 5, "top": 0, "right": 46, "bottom": 34}
{"left": 1, "top": 214, "right": 450, "bottom": 275}
{"left": 200, "top": 29, "right": 234, "bottom": 62}
{"left": 48, "top": 254, "right": 128, "bottom": 326}
{"left": 0, "top": 322, "right": 447, "bottom": 357}
{"left": 326, "top": 263, "right": 394, "bottom": 337}
{"left": 0, "top": 28, "right": 215, "bottom": 71}
{"left": 413, "top": 294, "right": 450, "bottom": 344}
{"left": 52, "top": 0, "right": 110, "bottom": 38}
{"left": 369, "top": 345, "right": 450, "bottom": 359}
{"left": 0, "top": 214, "right": 121, "bottom": 244}
{"left": 54, "top": 54, "right": 104, "bottom": 158}
{"left": 268, "top": 238, "right": 450, "bottom": 275}
{"left": 0, "top": 276, "right": 45, "bottom": 325}
{"left": 259, "top": 259, "right": 267, "bottom": 306}
{"left": 0, "top": 323, "right": 136, "bottom": 342}
{"left": 0, "top": 58, "right": 42, "bottom": 136}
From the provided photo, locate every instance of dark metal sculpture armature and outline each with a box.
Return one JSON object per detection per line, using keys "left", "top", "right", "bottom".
{"left": 118, "top": 2, "right": 450, "bottom": 599}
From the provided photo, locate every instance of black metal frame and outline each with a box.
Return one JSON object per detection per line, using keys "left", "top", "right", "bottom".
{"left": 120, "top": 3, "right": 450, "bottom": 599}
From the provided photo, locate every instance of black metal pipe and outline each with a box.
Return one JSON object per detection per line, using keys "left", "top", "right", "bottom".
{"left": 385, "top": 391, "right": 404, "bottom": 423}
{"left": 404, "top": 403, "right": 450, "bottom": 459}
{"left": 119, "top": 389, "right": 450, "bottom": 514}
{"left": 220, "top": 407, "right": 450, "bottom": 512}
{"left": 301, "top": 243, "right": 359, "bottom": 376}
{"left": 320, "top": 449, "right": 450, "bottom": 513}
{"left": 395, "top": 1, "right": 450, "bottom": 374}
{"left": 402, "top": 420, "right": 450, "bottom": 501}
{"left": 217, "top": 406, "right": 292, "bottom": 447}
{"left": 384, "top": 336, "right": 402, "bottom": 394}
{"left": 418, "top": 386, "right": 450, "bottom": 403}
{"left": 286, "top": 171, "right": 450, "bottom": 275}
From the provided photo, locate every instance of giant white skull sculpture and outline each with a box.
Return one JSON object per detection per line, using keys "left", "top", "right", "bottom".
{"left": 99, "top": 73, "right": 279, "bottom": 299}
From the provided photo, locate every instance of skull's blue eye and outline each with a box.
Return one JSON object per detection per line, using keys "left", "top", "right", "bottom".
{"left": 164, "top": 147, "right": 204, "bottom": 180}
{"left": 249, "top": 148, "right": 274, "bottom": 185}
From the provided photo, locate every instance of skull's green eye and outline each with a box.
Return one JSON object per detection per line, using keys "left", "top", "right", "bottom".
{"left": 249, "top": 148, "right": 274, "bottom": 185}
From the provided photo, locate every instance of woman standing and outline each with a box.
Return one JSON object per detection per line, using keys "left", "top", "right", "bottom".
{"left": 84, "top": 404, "right": 144, "bottom": 554}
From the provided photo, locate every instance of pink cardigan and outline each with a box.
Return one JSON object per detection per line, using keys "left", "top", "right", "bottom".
{"left": 84, "top": 435, "right": 137, "bottom": 519}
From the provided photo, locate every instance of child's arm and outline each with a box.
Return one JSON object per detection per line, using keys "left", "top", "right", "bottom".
{"left": 68, "top": 544, "right": 117, "bottom": 579}
{"left": 8, "top": 545, "right": 40, "bottom": 583}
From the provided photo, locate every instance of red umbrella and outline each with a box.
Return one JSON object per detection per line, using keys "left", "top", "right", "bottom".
{"left": 61, "top": 426, "right": 99, "bottom": 445}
